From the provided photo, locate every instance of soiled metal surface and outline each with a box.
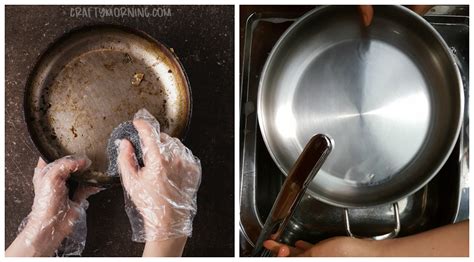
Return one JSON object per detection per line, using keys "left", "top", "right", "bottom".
{"left": 25, "top": 25, "right": 191, "bottom": 185}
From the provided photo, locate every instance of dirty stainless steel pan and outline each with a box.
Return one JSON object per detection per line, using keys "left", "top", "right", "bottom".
{"left": 24, "top": 25, "right": 191, "bottom": 185}
{"left": 258, "top": 6, "right": 463, "bottom": 208}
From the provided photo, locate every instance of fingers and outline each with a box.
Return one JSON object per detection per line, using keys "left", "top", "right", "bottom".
{"left": 33, "top": 157, "right": 48, "bottom": 184}
{"left": 44, "top": 155, "right": 90, "bottom": 182}
{"left": 133, "top": 119, "right": 162, "bottom": 166}
{"left": 73, "top": 185, "right": 103, "bottom": 204}
{"left": 263, "top": 240, "right": 287, "bottom": 256}
{"left": 277, "top": 245, "right": 291, "bottom": 257}
{"left": 159, "top": 132, "right": 172, "bottom": 143}
{"left": 356, "top": 5, "right": 431, "bottom": 27}
{"left": 295, "top": 240, "right": 314, "bottom": 250}
{"left": 118, "top": 139, "right": 139, "bottom": 190}
{"left": 263, "top": 240, "right": 304, "bottom": 257}
{"left": 161, "top": 132, "right": 201, "bottom": 169}
{"left": 358, "top": 5, "right": 373, "bottom": 27}
{"left": 118, "top": 139, "right": 139, "bottom": 175}
{"left": 409, "top": 5, "right": 433, "bottom": 15}
{"left": 36, "top": 157, "right": 47, "bottom": 169}
{"left": 133, "top": 108, "right": 161, "bottom": 133}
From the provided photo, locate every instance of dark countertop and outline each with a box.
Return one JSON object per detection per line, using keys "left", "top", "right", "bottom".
{"left": 5, "top": 5, "right": 234, "bottom": 257}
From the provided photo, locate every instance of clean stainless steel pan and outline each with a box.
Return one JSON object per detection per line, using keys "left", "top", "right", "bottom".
{"left": 258, "top": 5, "right": 462, "bottom": 215}
{"left": 253, "top": 5, "right": 463, "bottom": 256}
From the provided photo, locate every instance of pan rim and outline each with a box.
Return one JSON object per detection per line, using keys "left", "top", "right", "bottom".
{"left": 23, "top": 24, "right": 192, "bottom": 182}
{"left": 257, "top": 5, "right": 464, "bottom": 208}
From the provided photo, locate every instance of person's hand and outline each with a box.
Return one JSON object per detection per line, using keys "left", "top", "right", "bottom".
{"left": 358, "top": 5, "right": 434, "bottom": 26}
{"left": 263, "top": 237, "right": 381, "bottom": 257}
{"left": 118, "top": 109, "right": 202, "bottom": 243}
{"left": 7, "top": 156, "right": 100, "bottom": 257}
{"left": 263, "top": 221, "right": 469, "bottom": 257}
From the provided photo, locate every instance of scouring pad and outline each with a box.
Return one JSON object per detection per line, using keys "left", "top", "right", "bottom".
{"left": 106, "top": 121, "right": 144, "bottom": 177}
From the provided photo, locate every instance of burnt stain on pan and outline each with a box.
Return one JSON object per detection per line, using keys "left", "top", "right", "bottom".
{"left": 24, "top": 25, "right": 192, "bottom": 186}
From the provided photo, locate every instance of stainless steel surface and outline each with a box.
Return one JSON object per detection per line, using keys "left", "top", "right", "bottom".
{"left": 258, "top": 6, "right": 464, "bottom": 207}
{"left": 344, "top": 203, "right": 400, "bottom": 240}
{"left": 253, "top": 134, "right": 332, "bottom": 256}
{"left": 423, "top": 15, "right": 470, "bottom": 223}
{"left": 240, "top": 9, "right": 468, "bottom": 256}
{"left": 25, "top": 25, "right": 191, "bottom": 185}
{"left": 240, "top": 13, "right": 300, "bottom": 249}
{"left": 426, "top": 6, "right": 469, "bottom": 16}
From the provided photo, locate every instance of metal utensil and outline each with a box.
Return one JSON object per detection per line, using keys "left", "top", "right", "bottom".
{"left": 240, "top": 9, "right": 468, "bottom": 255}
{"left": 24, "top": 25, "right": 192, "bottom": 185}
{"left": 252, "top": 134, "right": 332, "bottom": 256}
{"left": 258, "top": 5, "right": 463, "bottom": 208}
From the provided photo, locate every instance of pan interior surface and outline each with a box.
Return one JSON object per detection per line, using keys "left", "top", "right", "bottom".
{"left": 26, "top": 26, "right": 191, "bottom": 184}
{"left": 258, "top": 6, "right": 462, "bottom": 207}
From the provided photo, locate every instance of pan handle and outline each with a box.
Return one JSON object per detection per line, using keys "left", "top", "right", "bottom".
{"left": 344, "top": 202, "right": 401, "bottom": 240}
{"left": 252, "top": 134, "right": 333, "bottom": 256}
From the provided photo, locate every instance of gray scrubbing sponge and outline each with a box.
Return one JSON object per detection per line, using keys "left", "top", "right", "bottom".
{"left": 106, "top": 121, "right": 144, "bottom": 177}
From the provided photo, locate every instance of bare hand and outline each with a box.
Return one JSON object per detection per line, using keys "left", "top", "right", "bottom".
{"left": 263, "top": 221, "right": 469, "bottom": 257}
{"left": 263, "top": 237, "right": 380, "bottom": 257}
{"left": 358, "top": 5, "right": 433, "bottom": 27}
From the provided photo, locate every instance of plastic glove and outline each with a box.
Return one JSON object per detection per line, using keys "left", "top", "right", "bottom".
{"left": 14, "top": 156, "right": 100, "bottom": 257}
{"left": 117, "top": 109, "right": 202, "bottom": 242}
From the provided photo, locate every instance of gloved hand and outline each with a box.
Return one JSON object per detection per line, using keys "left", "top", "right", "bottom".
{"left": 118, "top": 109, "right": 202, "bottom": 242}
{"left": 16, "top": 155, "right": 100, "bottom": 256}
